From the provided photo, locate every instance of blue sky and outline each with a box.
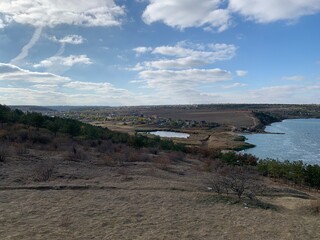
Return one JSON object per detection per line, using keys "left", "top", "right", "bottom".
{"left": 0, "top": 0, "right": 319, "bottom": 106}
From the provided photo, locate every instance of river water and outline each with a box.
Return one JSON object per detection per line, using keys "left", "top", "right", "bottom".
{"left": 244, "top": 119, "right": 320, "bottom": 164}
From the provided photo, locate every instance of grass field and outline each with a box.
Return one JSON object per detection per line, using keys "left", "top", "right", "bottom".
{"left": 0, "top": 136, "right": 319, "bottom": 239}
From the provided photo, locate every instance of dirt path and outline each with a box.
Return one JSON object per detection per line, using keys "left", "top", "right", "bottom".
{"left": 250, "top": 114, "right": 259, "bottom": 129}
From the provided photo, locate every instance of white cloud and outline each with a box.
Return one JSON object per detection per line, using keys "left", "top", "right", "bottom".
{"left": 142, "top": 0, "right": 320, "bottom": 31}
{"left": 130, "top": 42, "right": 235, "bottom": 101}
{"left": 0, "top": 63, "right": 144, "bottom": 106}
{"left": 229, "top": 0, "right": 320, "bottom": 23}
{"left": 0, "top": 19, "right": 6, "bottom": 28}
{"left": 0, "top": 63, "right": 70, "bottom": 84}
{"left": 33, "top": 55, "right": 93, "bottom": 68}
{"left": 50, "top": 35, "right": 85, "bottom": 45}
{"left": 307, "top": 85, "right": 320, "bottom": 90}
{"left": 223, "top": 82, "right": 247, "bottom": 89}
{"left": 142, "top": 0, "right": 231, "bottom": 32}
{"left": 138, "top": 68, "right": 232, "bottom": 90}
{"left": 133, "top": 47, "right": 152, "bottom": 55}
{"left": 236, "top": 70, "right": 248, "bottom": 77}
{"left": 0, "top": 64, "right": 319, "bottom": 105}
{"left": 132, "top": 42, "right": 237, "bottom": 70}
{"left": 282, "top": 75, "right": 305, "bottom": 81}
{"left": 0, "top": 0, "right": 125, "bottom": 28}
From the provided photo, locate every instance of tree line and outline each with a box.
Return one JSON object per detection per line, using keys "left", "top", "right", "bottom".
{"left": 0, "top": 104, "right": 185, "bottom": 151}
{"left": 219, "top": 151, "right": 320, "bottom": 189}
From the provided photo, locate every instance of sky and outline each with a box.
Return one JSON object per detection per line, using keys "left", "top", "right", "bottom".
{"left": 0, "top": 0, "right": 319, "bottom": 106}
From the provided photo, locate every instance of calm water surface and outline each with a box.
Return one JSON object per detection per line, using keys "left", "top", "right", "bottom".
{"left": 244, "top": 119, "right": 320, "bottom": 164}
{"left": 147, "top": 131, "right": 190, "bottom": 139}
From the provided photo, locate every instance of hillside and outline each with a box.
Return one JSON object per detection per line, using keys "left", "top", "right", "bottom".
{"left": 0, "top": 104, "right": 320, "bottom": 239}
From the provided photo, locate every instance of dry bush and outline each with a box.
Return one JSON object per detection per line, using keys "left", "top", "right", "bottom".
{"left": 125, "top": 149, "right": 151, "bottom": 162}
{"left": 100, "top": 155, "right": 118, "bottom": 167}
{"left": 148, "top": 147, "right": 159, "bottom": 155}
{"left": 202, "top": 159, "right": 223, "bottom": 172}
{"left": 97, "top": 140, "right": 113, "bottom": 154}
{"left": 33, "top": 161, "right": 55, "bottom": 182}
{"left": 195, "top": 147, "right": 220, "bottom": 159}
{"left": 0, "top": 144, "right": 8, "bottom": 162}
{"left": 18, "top": 130, "right": 29, "bottom": 142}
{"left": 99, "top": 153, "right": 124, "bottom": 167}
{"left": 155, "top": 156, "right": 171, "bottom": 171}
{"left": 167, "top": 152, "right": 185, "bottom": 162}
{"left": 208, "top": 166, "right": 262, "bottom": 199}
{"left": 15, "top": 144, "right": 29, "bottom": 155}
{"left": 207, "top": 174, "right": 227, "bottom": 195}
{"left": 310, "top": 200, "right": 320, "bottom": 214}
{"left": 64, "top": 146, "right": 88, "bottom": 161}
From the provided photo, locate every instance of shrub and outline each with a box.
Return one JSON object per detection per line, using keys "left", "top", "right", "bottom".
{"left": 33, "top": 161, "right": 55, "bottom": 181}
{"left": 15, "top": 145, "right": 29, "bottom": 155}
{"left": 167, "top": 152, "right": 185, "bottom": 162}
{"left": 65, "top": 146, "right": 88, "bottom": 161}
{"left": 310, "top": 200, "right": 320, "bottom": 214}
{"left": 208, "top": 166, "right": 262, "bottom": 199}
{"left": 220, "top": 151, "right": 258, "bottom": 166}
{"left": 30, "top": 134, "right": 51, "bottom": 144}
{"left": 155, "top": 156, "right": 171, "bottom": 170}
{"left": 0, "top": 144, "right": 7, "bottom": 162}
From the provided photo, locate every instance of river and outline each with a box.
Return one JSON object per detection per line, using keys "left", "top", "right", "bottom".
{"left": 244, "top": 119, "right": 320, "bottom": 164}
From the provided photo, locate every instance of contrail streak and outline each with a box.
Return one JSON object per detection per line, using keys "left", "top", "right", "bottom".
{"left": 10, "top": 27, "right": 43, "bottom": 65}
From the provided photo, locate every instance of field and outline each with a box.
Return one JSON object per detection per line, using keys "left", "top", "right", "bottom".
{"left": 138, "top": 108, "right": 255, "bottom": 128}
{"left": 54, "top": 104, "right": 320, "bottom": 151}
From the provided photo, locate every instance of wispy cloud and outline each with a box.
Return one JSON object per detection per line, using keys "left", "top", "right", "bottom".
{"left": 50, "top": 35, "right": 85, "bottom": 45}
{"left": 0, "top": 62, "right": 142, "bottom": 106}
{"left": 10, "top": 27, "right": 43, "bottom": 65}
{"left": 0, "top": 19, "right": 5, "bottom": 28}
{"left": 223, "top": 82, "right": 247, "bottom": 89}
{"left": 138, "top": 68, "right": 232, "bottom": 90}
{"left": 236, "top": 70, "right": 248, "bottom": 77}
{"left": 0, "top": 62, "right": 70, "bottom": 84}
{"left": 33, "top": 55, "right": 92, "bottom": 68}
{"left": 131, "top": 42, "right": 237, "bottom": 70}
{"left": 282, "top": 75, "right": 305, "bottom": 81}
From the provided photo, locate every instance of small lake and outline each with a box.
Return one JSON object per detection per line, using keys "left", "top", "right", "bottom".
{"left": 145, "top": 131, "right": 190, "bottom": 139}
{"left": 244, "top": 119, "right": 320, "bottom": 164}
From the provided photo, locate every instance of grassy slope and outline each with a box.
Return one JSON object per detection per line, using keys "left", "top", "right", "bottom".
{"left": 0, "top": 123, "right": 319, "bottom": 239}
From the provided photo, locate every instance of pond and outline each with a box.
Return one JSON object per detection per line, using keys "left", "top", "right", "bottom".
{"left": 144, "top": 131, "right": 190, "bottom": 139}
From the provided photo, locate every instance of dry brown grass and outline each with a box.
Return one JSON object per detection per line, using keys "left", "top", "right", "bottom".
{"left": 1, "top": 123, "right": 319, "bottom": 239}
{"left": 0, "top": 187, "right": 319, "bottom": 240}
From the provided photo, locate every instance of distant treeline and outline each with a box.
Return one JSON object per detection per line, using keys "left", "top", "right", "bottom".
{"left": 0, "top": 104, "right": 185, "bottom": 151}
